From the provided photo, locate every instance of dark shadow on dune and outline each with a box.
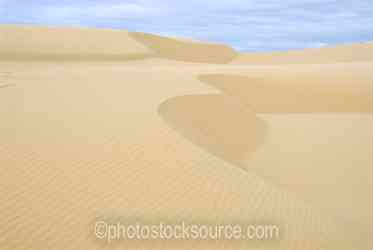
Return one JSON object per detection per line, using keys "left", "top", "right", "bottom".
{"left": 199, "top": 74, "right": 373, "bottom": 113}
{"left": 157, "top": 70, "right": 373, "bottom": 170}
{"left": 129, "top": 32, "right": 237, "bottom": 64}
{"left": 158, "top": 94, "right": 267, "bottom": 170}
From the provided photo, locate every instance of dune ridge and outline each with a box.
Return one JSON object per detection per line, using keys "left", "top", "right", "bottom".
{"left": 129, "top": 32, "right": 238, "bottom": 63}
{"left": 0, "top": 25, "right": 238, "bottom": 63}
{"left": 0, "top": 25, "right": 153, "bottom": 61}
{"left": 158, "top": 94, "right": 268, "bottom": 170}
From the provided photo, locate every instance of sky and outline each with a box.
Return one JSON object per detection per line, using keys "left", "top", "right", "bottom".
{"left": 1, "top": 0, "right": 373, "bottom": 52}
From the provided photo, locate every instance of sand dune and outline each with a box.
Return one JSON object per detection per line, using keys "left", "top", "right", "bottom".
{"left": 1, "top": 25, "right": 373, "bottom": 250}
{"left": 129, "top": 32, "right": 238, "bottom": 63}
{"left": 232, "top": 42, "right": 373, "bottom": 64}
{"left": 0, "top": 25, "right": 153, "bottom": 61}
{"left": 158, "top": 94, "right": 267, "bottom": 170}
{"left": 0, "top": 25, "right": 238, "bottom": 63}
{"left": 199, "top": 63, "right": 373, "bottom": 113}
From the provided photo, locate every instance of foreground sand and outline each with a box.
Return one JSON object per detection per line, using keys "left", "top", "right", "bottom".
{"left": 1, "top": 25, "right": 373, "bottom": 250}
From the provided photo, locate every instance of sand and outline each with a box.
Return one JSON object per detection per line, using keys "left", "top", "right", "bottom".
{"left": 129, "top": 32, "right": 238, "bottom": 63}
{"left": 231, "top": 42, "right": 373, "bottom": 64}
{"left": 0, "top": 25, "right": 153, "bottom": 61}
{"left": 1, "top": 25, "right": 373, "bottom": 250}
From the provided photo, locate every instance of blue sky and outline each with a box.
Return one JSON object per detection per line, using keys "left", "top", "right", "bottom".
{"left": 1, "top": 0, "right": 373, "bottom": 51}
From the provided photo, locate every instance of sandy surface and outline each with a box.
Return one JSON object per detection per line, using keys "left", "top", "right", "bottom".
{"left": 1, "top": 25, "right": 373, "bottom": 250}
{"left": 232, "top": 43, "right": 373, "bottom": 64}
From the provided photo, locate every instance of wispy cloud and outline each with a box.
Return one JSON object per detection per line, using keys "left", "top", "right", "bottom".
{"left": 1, "top": 0, "right": 372, "bottom": 51}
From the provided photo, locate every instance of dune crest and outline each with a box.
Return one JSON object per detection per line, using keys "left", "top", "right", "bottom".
{"left": 158, "top": 94, "right": 267, "bottom": 170}
{"left": 0, "top": 25, "right": 153, "bottom": 61}
{"left": 129, "top": 32, "right": 238, "bottom": 63}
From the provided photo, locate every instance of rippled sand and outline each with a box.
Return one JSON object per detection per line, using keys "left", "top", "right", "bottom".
{"left": 1, "top": 25, "right": 373, "bottom": 250}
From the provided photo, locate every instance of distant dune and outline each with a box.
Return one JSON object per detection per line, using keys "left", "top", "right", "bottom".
{"left": 1, "top": 25, "right": 373, "bottom": 250}
{"left": 0, "top": 25, "right": 153, "bottom": 61}
{"left": 0, "top": 25, "right": 237, "bottom": 63}
{"left": 129, "top": 32, "right": 238, "bottom": 63}
{"left": 232, "top": 42, "right": 373, "bottom": 64}
{"left": 3, "top": 25, "right": 372, "bottom": 64}
{"left": 199, "top": 63, "right": 373, "bottom": 113}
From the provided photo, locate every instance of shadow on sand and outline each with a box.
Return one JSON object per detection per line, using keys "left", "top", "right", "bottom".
{"left": 158, "top": 94, "right": 267, "bottom": 170}
{"left": 157, "top": 71, "right": 373, "bottom": 171}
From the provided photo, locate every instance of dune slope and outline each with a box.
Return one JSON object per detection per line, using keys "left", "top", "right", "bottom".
{"left": 199, "top": 63, "right": 373, "bottom": 113}
{"left": 232, "top": 42, "right": 373, "bottom": 64}
{"left": 0, "top": 25, "right": 153, "bottom": 61}
{"left": 129, "top": 32, "right": 238, "bottom": 63}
